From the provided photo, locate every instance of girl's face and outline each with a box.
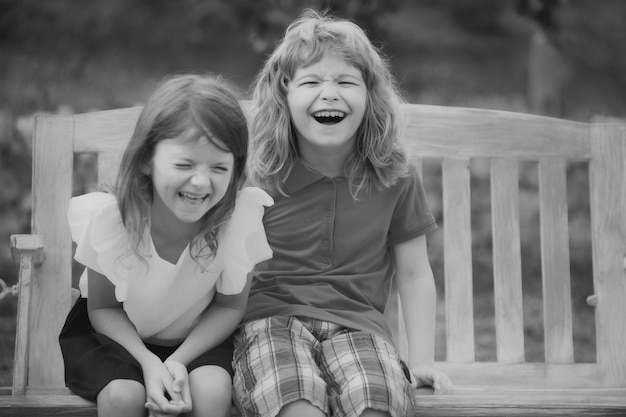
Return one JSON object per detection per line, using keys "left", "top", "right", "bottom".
{"left": 147, "top": 128, "right": 234, "bottom": 227}
{"left": 286, "top": 52, "right": 367, "bottom": 159}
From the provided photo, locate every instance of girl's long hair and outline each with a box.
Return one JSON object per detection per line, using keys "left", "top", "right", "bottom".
{"left": 249, "top": 9, "right": 409, "bottom": 197}
{"left": 115, "top": 74, "right": 248, "bottom": 265}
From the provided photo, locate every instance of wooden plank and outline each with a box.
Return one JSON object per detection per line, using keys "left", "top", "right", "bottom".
{"left": 30, "top": 115, "right": 75, "bottom": 389}
{"left": 12, "top": 251, "right": 33, "bottom": 395}
{"left": 589, "top": 123, "right": 626, "bottom": 387}
{"left": 490, "top": 158, "right": 525, "bottom": 363}
{"left": 442, "top": 158, "right": 475, "bottom": 362}
{"left": 2, "top": 389, "right": 625, "bottom": 417}
{"left": 437, "top": 362, "right": 607, "bottom": 388}
{"left": 538, "top": 158, "right": 574, "bottom": 363}
{"left": 411, "top": 388, "right": 626, "bottom": 416}
{"left": 401, "top": 104, "right": 590, "bottom": 161}
{"left": 72, "top": 107, "right": 140, "bottom": 152}
{"left": 10, "top": 236, "right": 44, "bottom": 395}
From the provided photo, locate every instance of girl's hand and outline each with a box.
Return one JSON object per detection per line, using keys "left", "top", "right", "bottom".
{"left": 164, "top": 359, "right": 192, "bottom": 410}
{"left": 142, "top": 357, "right": 191, "bottom": 416}
{"left": 409, "top": 366, "right": 453, "bottom": 394}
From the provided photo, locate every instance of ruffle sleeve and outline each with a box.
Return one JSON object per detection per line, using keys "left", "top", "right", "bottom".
{"left": 216, "top": 187, "right": 273, "bottom": 294}
{"left": 68, "top": 192, "right": 138, "bottom": 301}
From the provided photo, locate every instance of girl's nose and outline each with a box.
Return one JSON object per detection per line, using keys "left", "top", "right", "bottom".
{"left": 190, "top": 170, "right": 212, "bottom": 189}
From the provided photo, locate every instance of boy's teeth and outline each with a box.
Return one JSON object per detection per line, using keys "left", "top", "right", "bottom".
{"left": 313, "top": 110, "right": 346, "bottom": 125}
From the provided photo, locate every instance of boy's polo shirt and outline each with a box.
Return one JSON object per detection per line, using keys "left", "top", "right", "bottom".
{"left": 245, "top": 158, "right": 437, "bottom": 342}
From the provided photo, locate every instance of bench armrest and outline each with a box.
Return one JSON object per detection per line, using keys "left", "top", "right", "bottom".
{"left": 9, "top": 234, "right": 43, "bottom": 395}
{"left": 10, "top": 234, "right": 44, "bottom": 265}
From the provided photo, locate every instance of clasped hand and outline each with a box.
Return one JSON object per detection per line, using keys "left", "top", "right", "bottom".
{"left": 143, "top": 358, "right": 192, "bottom": 417}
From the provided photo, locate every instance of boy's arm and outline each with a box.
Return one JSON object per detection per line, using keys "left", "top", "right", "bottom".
{"left": 393, "top": 235, "right": 452, "bottom": 393}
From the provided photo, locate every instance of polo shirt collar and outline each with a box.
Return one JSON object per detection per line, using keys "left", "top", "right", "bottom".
{"left": 284, "top": 158, "right": 326, "bottom": 194}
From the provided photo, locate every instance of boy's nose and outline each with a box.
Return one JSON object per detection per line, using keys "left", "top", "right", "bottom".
{"left": 320, "top": 84, "right": 339, "bottom": 101}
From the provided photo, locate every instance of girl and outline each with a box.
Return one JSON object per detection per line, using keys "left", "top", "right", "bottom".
{"left": 59, "top": 74, "right": 273, "bottom": 417}
{"left": 233, "top": 10, "right": 451, "bottom": 417}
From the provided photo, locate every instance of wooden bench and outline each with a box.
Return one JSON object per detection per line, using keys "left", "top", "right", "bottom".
{"left": 2, "top": 103, "right": 626, "bottom": 416}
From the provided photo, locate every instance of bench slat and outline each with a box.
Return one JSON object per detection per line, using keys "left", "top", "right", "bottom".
{"left": 442, "top": 158, "right": 475, "bottom": 362}
{"left": 539, "top": 157, "right": 574, "bottom": 363}
{"left": 589, "top": 124, "right": 626, "bottom": 385}
{"left": 490, "top": 158, "right": 525, "bottom": 363}
{"left": 28, "top": 115, "right": 75, "bottom": 389}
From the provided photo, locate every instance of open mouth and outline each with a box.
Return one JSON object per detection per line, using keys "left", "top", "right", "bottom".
{"left": 179, "top": 191, "right": 208, "bottom": 205}
{"left": 313, "top": 110, "right": 346, "bottom": 125}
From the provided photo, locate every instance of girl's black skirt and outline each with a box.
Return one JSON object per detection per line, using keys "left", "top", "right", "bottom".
{"left": 59, "top": 297, "right": 234, "bottom": 401}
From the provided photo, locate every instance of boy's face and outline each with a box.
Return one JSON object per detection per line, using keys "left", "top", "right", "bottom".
{"left": 286, "top": 52, "right": 367, "bottom": 160}
{"left": 147, "top": 128, "right": 234, "bottom": 227}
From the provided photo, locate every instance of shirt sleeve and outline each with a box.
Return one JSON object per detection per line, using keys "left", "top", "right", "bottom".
{"left": 216, "top": 187, "right": 274, "bottom": 294}
{"left": 68, "top": 192, "right": 137, "bottom": 301}
{"left": 388, "top": 164, "right": 438, "bottom": 246}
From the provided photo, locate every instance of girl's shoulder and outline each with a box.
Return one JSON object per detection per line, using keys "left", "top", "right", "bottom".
{"left": 67, "top": 192, "right": 124, "bottom": 245}
{"left": 236, "top": 186, "right": 274, "bottom": 207}
{"left": 69, "top": 191, "right": 117, "bottom": 213}
{"left": 214, "top": 187, "right": 273, "bottom": 295}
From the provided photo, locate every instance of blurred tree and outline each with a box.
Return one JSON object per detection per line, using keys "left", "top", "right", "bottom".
{"left": 0, "top": 0, "right": 404, "bottom": 52}
{"left": 430, "top": 0, "right": 517, "bottom": 35}
{"left": 517, "top": 0, "right": 626, "bottom": 115}
{"left": 222, "top": 0, "right": 405, "bottom": 53}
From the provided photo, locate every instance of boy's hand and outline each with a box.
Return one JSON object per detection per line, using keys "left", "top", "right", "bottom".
{"left": 409, "top": 366, "right": 453, "bottom": 394}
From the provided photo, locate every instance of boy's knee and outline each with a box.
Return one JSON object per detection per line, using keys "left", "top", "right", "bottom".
{"left": 97, "top": 379, "right": 146, "bottom": 416}
{"left": 277, "top": 399, "right": 325, "bottom": 417}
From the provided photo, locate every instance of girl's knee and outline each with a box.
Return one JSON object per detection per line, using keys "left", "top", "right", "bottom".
{"left": 97, "top": 379, "right": 146, "bottom": 417}
{"left": 188, "top": 366, "right": 232, "bottom": 417}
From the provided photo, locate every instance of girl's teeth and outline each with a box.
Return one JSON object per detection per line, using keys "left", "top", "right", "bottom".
{"left": 180, "top": 192, "right": 207, "bottom": 203}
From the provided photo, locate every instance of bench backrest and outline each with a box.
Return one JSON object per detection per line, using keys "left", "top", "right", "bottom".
{"left": 16, "top": 103, "right": 626, "bottom": 394}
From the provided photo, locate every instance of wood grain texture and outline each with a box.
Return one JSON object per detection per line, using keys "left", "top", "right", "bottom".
{"left": 490, "top": 158, "right": 525, "bottom": 364}
{"left": 442, "top": 158, "right": 475, "bottom": 362}
{"left": 539, "top": 157, "right": 574, "bottom": 363}
{"left": 589, "top": 123, "right": 626, "bottom": 385}
{"left": 29, "top": 115, "right": 74, "bottom": 389}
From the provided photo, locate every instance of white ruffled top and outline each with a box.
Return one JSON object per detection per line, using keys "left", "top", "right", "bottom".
{"left": 68, "top": 187, "right": 273, "bottom": 341}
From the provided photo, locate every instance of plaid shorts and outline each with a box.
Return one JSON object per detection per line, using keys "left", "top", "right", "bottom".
{"left": 232, "top": 316, "right": 415, "bottom": 417}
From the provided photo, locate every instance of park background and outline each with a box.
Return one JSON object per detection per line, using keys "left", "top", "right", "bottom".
{"left": 0, "top": 0, "right": 625, "bottom": 386}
